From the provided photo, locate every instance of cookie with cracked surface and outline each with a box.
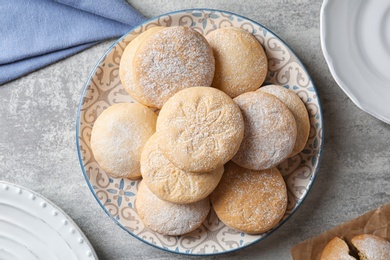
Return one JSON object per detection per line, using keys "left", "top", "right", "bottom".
{"left": 119, "top": 26, "right": 165, "bottom": 104}
{"left": 232, "top": 91, "right": 297, "bottom": 170}
{"left": 140, "top": 133, "right": 224, "bottom": 204}
{"left": 351, "top": 234, "right": 390, "bottom": 260}
{"left": 90, "top": 103, "right": 157, "bottom": 179}
{"left": 320, "top": 237, "right": 356, "bottom": 260}
{"left": 135, "top": 180, "right": 210, "bottom": 236}
{"left": 132, "top": 26, "right": 215, "bottom": 109}
{"left": 205, "top": 27, "right": 268, "bottom": 98}
{"left": 210, "top": 161, "right": 287, "bottom": 234}
{"left": 258, "top": 84, "right": 310, "bottom": 157}
{"left": 156, "top": 86, "right": 244, "bottom": 173}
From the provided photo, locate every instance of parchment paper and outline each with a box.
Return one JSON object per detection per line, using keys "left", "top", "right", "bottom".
{"left": 290, "top": 203, "right": 390, "bottom": 259}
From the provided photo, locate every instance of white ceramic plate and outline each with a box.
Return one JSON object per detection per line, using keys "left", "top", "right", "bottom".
{"left": 321, "top": 0, "right": 390, "bottom": 124}
{"left": 0, "top": 181, "right": 98, "bottom": 260}
{"left": 76, "top": 9, "right": 324, "bottom": 255}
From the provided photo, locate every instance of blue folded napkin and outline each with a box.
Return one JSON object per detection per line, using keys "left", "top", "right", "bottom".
{"left": 0, "top": 0, "right": 146, "bottom": 85}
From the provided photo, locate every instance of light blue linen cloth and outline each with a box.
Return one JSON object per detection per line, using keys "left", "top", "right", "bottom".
{"left": 0, "top": 0, "right": 146, "bottom": 84}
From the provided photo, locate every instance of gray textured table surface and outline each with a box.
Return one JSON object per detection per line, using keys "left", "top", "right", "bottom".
{"left": 1, "top": 0, "right": 389, "bottom": 259}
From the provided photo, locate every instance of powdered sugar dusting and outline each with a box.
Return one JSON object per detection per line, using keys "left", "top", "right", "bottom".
{"left": 211, "top": 161, "right": 287, "bottom": 234}
{"left": 352, "top": 234, "right": 390, "bottom": 259}
{"left": 258, "top": 84, "right": 310, "bottom": 157}
{"left": 135, "top": 181, "right": 210, "bottom": 236}
{"left": 133, "top": 26, "right": 215, "bottom": 108}
{"left": 232, "top": 91, "right": 297, "bottom": 170}
{"left": 156, "top": 87, "right": 244, "bottom": 173}
{"left": 140, "top": 133, "right": 224, "bottom": 204}
{"left": 90, "top": 103, "right": 157, "bottom": 178}
{"left": 119, "top": 27, "right": 165, "bottom": 104}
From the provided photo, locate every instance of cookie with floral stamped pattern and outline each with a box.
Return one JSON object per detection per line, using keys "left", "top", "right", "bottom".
{"left": 156, "top": 86, "right": 244, "bottom": 173}
{"left": 140, "top": 133, "right": 224, "bottom": 204}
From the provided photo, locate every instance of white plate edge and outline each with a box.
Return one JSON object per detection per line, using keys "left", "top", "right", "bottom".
{"left": 320, "top": 0, "right": 390, "bottom": 125}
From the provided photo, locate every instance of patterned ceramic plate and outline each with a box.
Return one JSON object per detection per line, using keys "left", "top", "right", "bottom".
{"left": 76, "top": 9, "right": 323, "bottom": 255}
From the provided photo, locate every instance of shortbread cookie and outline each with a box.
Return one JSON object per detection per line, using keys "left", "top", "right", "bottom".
{"left": 156, "top": 86, "right": 244, "bottom": 173}
{"left": 90, "top": 103, "right": 157, "bottom": 179}
{"left": 206, "top": 27, "right": 268, "bottom": 98}
{"left": 259, "top": 84, "right": 310, "bottom": 157}
{"left": 132, "top": 26, "right": 215, "bottom": 108}
{"left": 320, "top": 237, "right": 356, "bottom": 260}
{"left": 351, "top": 234, "right": 390, "bottom": 260}
{"left": 140, "top": 133, "right": 224, "bottom": 204}
{"left": 135, "top": 180, "right": 210, "bottom": 236}
{"left": 119, "top": 26, "right": 165, "bottom": 104}
{"left": 232, "top": 91, "right": 297, "bottom": 170}
{"left": 210, "top": 161, "right": 287, "bottom": 234}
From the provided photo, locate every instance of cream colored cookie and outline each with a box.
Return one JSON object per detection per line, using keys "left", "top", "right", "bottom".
{"left": 210, "top": 161, "right": 287, "bottom": 234}
{"left": 205, "top": 27, "right": 268, "bottom": 98}
{"left": 140, "top": 133, "right": 224, "bottom": 204}
{"left": 132, "top": 26, "right": 215, "bottom": 109}
{"left": 320, "top": 237, "right": 356, "bottom": 260}
{"left": 232, "top": 91, "right": 297, "bottom": 170}
{"left": 135, "top": 180, "right": 210, "bottom": 236}
{"left": 156, "top": 86, "right": 244, "bottom": 173}
{"left": 119, "top": 26, "right": 165, "bottom": 104}
{"left": 351, "top": 234, "right": 390, "bottom": 260}
{"left": 258, "top": 84, "right": 310, "bottom": 157}
{"left": 90, "top": 103, "right": 157, "bottom": 179}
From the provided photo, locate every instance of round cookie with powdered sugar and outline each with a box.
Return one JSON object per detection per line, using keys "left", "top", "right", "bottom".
{"left": 206, "top": 27, "right": 268, "bottom": 98}
{"left": 210, "top": 161, "right": 287, "bottom": 234}
{"left": 140, "top": 133, "right": 224, "bottom": 204}
{"left": 351, "top": 234, "right": 390, "bottom": 260}
{"left": 232, "top": 91, "right": 297, "bottom": 170}
{"left": 132, "top": 26, "right": 215, "bottom": 109}
{"left": 119, "top": 26, "right": 165, "bottom": 104}
{"left": 156, "top": 86, "right": 244, "bottom": 173}
{"left": 135, "top": 180, "right": 210, "bottom": 236}
{"left": 90, "top": 103, "right": 157, "bottom": 179}
{"left": 258, "top": 84, "right": 310, "bottom": 157}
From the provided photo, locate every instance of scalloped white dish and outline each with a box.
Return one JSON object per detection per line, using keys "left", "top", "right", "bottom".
{"left": 76, "top": 9, "right": 324, "bottom": 255}
{"left": 321, "top": 0, "right": 390, "bottom": 124}
{"left": 0, "top": 181, "right": 98, "bottom": 260}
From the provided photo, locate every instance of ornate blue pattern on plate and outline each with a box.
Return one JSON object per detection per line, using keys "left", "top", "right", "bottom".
{"left": 76, "top": 9, "right": 324, "bottom": 255}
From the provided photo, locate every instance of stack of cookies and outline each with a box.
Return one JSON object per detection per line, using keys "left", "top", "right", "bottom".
{"left": 90, "top": 25, "right": 310, "bottom": 236}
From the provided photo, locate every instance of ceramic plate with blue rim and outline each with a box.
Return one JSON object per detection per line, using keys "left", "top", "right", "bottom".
{"left": 76, "top": 9, "right": 324, "bottom": 255}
